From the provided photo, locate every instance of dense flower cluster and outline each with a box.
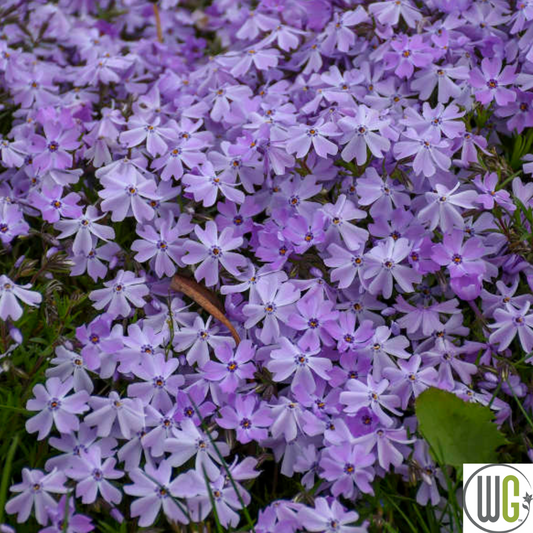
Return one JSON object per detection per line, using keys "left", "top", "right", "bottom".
{"left": 1, "top": 0, "right": 533, "bottom": 530}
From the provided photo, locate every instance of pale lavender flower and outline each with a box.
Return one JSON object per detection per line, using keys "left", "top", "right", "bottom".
{"left": 124, "top": 461, "right": 189, "bottom": 527}
{"left": 268, "top": 337, "right": 332, "bottom": 392}
{"left": 67, "top": 446, "right": 123, "bottom": 504}
{"left": 6, "top": 468, "right": 67, "bottom": 526}
{"left": 84, "top": 391, "right": 145, "bottom": 439}
{"left": 362, "top": 238, "right": 422, "bottom": 299}
{"left": 0, "top": 275, "right": 42, "bottom": 321}
{"left": 182, "top": 221, "right": 246, "bottom": 287}
{"left": 165, "top": 418, "right": 229, "bottom": 480}
{"left": 340, "top": 375, "right": 401, "bottom": 427}
{"left": 242, "top": 280, "right": 300, "bottom": 344}
{"left": 89, "top": 270, "right": 149, "bottom": 319}
{"left": 26, "top": 377, "right": 90, "bottom": 440}
{"left": 489, "top": 302, "right": 533, "bottom": 353}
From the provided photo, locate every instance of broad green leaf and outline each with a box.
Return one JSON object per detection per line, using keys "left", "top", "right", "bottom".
{"left": 415, "top": 388, "right": 508, "bottom": 467}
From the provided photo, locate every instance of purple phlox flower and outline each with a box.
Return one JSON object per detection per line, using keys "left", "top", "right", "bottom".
{"left": 47, "top": 345, "right": 98, "bottom": 394}
{"left": 401, "top": 103, "right": 465, "bottom": 139}
{"left": 6, "top": 468, "right": 67, "bottom": 526}
{"left": 242, "top": 279, "right": 300, "bottom": 344}
{"left": 165, "top": 418, "right": 229, "bottom": 480}
{"left": 362, "top": 325, "right": 411, "bottom": 380}
{"left": 481, "top": 279, "right": 533, "bottom": 318}
{"left": 356, "top": 168, "right": 410, "bottom": 218}
{"left": 54, "top": 205, "right": 115, "bottom": 256}
{"left": 0, "top": 137, "right": 27, "bottom": 168}
{"left": 202, "top": 340, "right": 256, "bottom": 394}
{"left": 221, "top": 265, "right": 287, "bottom": 303}
{"left": 453, "top": 130, "right": 490, "bottom": 168}
{"left": 410, "top": 441, "right": 446, "bottom": 506}
{"left": 316, "top": 66, "right": 364, "bottom": 108}
{"left": 489, "top": 302, "right": 533, "bottom": 353}
{"left": 286, "top": 119, "right": 339, "bottom": 159}
{"left": 394, "top": 295, "right": 460, "bottom": 336}
{"left": 411, "top": 64, "right": 470, "bottom": 103}
{"left": 384, "top": 35, "right": 433, "bottom": 79}
{"left": 340, "top": 374, "right": 402, "bottom": 427}
{"left": 319, "top": 443, "right": 375, "bottom": 497}
{"left": 328, "top": 352, "right": 373, "bottom": 396}
{"left": 338, "top": 105, "right": 391, "bottom": 165}
{"left": 431, "top": 230, "right": 486, "bottom": 280}
{"left": 332, "top": 313, "right": 374, "bottom": 355}
{"left": 321, "top": 194, "right": 368, "bottom": 251}
{"left": 84, "top": 391, "right": 145, "bottom": 439}
{"left": 119, "top": 116, "right": 177, "bottom": 157}
{"left": 235, "top": 9, "right": 278, "bottom": 40}
{"left": 495, "top": 90, "right": 533, "bottom": 133}
{"left": 255, "top": 222, "right": 295, "bottom": 269}
{"left": 268, "top": 337, "right": 332, "bottom": 392}
{"left": 394, "top": 129, "right": 451, "bottom": 177}
{"left": 223, "top": 45, "right": 280, "bottom": 79}
{"left": 269, "top": 396, "right": 318, "bottom": 442}
{"left": 255, "top": 502, "right": 300, "bottom": 533}
{"left": 124, "top": 461, "right": 189, "bottom": 527}
{"left": 324, "top": 243, "right": 366, "bottom": 289}
{"left": 179, "top": 471, "right": 245, "bottom": 528}
{"left": 362, "top": 237, "right": 422, "bottom": 299}
{"left": 298, "top": 497, "right": 365, "bottom": 533}
{"left": 67, "top": 446, "right": 123, "bottom": 504}
{"left": 77, "top": 316, "right": 123, "bottom": 379}
{"left": 288, "top": 291, "right": 339, "bottom": 350}
{"left": 209, "top": 84, "right": 254, "bottom": 123}
{"left": 215, "top": 197, "right": 261, "bottom": 237}
{"left": 46, "top": 423, "right": 116, "bottom": 472}
{"left": 89, "top": 270, "right": 148, "bottom": 319}
{"left": 174, "top": 384, "right": 216, "bottom": 426}
{"left": 259, "top": 23, "right": 307, "bottom": 52}
{"left": 131, "top": 213, "right": 192, "bottom": 278}
{"left": 0, "top": 202, "right": 30, "bottom": 244}
{"left": 419, "top": 182, "right": 478, "bottom": 232}
{"left": 383, "top": 354, "right": 439, "bottom": 409}
{"left": 0, "top": 275, "right": 42, "bottom": 321}
{"left": 183, "top": 160, "right": 245, "bottom": 207}
{"left": 422, "top": 340, "right": 478, "bottom": 390}
{"left": 218, "top": 393, "right": 273, "bottom": 444}
{"left": 352, "top": 425, "right": 414, "bottom": 470}
{"left": 469, "top": 58, "right": 517, "bottom": 106}
{"left": 182, "top": 221, "right": 246, "bottom": 287}
{"left": 40, "top": 494, "right": 94, "bottom": 533}
{"left": 274, "top": 175, "right": 322, "bottom": 219}
{"left": 337, "top": 285, "right": 387, "bottom": 326}
{"left": 142, "top": 404, "right": 180, "bottom": 457}
{"left": 320, "top": 7, "right": 369, "bottom": 54}
{"left": 26, "top": 376, "right": 89, "bottom": 440}
{"left": 127, "top": 353, "right": 184, "bottom": 411}
{"left": 116, "top": 323, "right": 166, "bottom": 374}
{"left": 368, "top": 207, "right": 424, "bottom": 243}
{"left": 98, "top": 163, "right": 158, "bottom": 223}
{"left": 151, "top": 139, "right": 206, "bottom": 181}
{"left": 209, "top": 141, "right": 264, "bottom": 194}
{"left": 369, "top": 0, "right": 422, "bottom": 28}
{"left": 30, "top": 118, "right": 80, "bottom": 172}
{"left": 473, "top": 172, "right": 515, "bottom": 211}
{"left": 173, "top": 316, "right": 234, "bottom": 367}
{"left": 28, "top": 184, "right": 82, "bottom": 223}
{"left": 70, "top": 229, "right": 119, "bottom": 276}
{"left": 282, "top": 212, "right": 325, "bottom": 254}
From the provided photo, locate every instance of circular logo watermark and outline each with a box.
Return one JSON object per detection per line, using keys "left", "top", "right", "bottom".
{"left": 464, "top": 464, "right": 532, "bottom": 533}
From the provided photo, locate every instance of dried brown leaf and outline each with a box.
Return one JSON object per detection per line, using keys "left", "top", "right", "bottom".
{"left": 170, "top": 274, "right": 240, "bottom": 345}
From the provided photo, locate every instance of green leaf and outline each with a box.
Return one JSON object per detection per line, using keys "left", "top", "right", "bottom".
{"left": 415, "top": 388, "right": 508, "bottom": 467}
